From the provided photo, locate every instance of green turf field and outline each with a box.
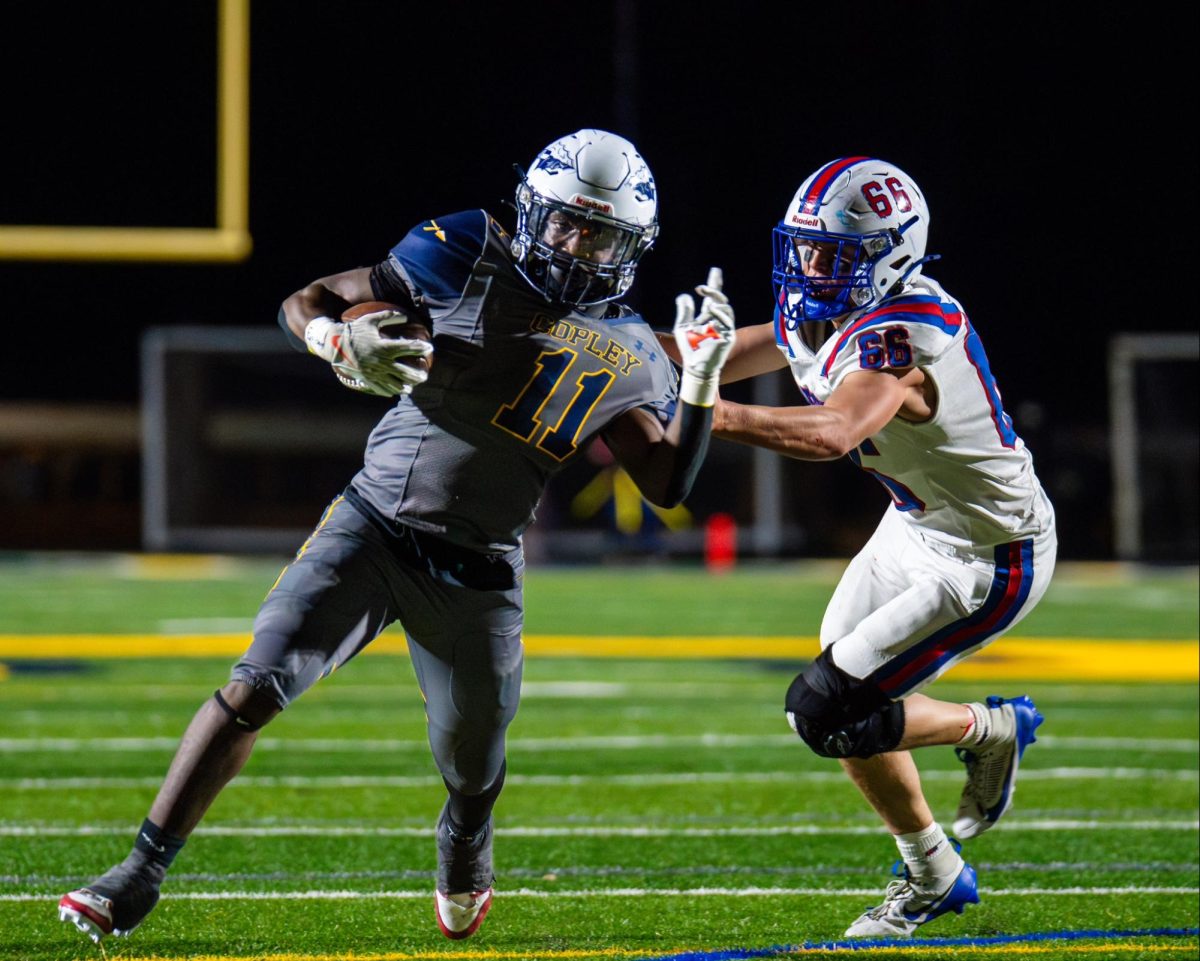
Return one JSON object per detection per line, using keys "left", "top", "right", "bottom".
{"left": 0, "top": 556, "right": 1196, "bottom": 961}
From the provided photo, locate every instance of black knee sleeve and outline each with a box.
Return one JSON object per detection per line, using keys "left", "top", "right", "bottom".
{"left": 784, "top": 649, "right": 905, "bottom": 759}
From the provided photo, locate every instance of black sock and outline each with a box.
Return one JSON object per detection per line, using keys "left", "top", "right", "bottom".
{"left": 132, "top": 818, "right": 186, "bottom": 870}
{"left": 444, "top": 761, "right": 506, "bottom": 836}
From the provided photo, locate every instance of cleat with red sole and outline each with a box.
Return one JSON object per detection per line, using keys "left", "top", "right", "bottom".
{"left": 435, "top": 888, "right": 492, "bottom": 939}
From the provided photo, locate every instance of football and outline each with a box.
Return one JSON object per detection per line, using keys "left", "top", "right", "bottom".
{"left": 341, "top": 301, "right": 433, "bottom": 373}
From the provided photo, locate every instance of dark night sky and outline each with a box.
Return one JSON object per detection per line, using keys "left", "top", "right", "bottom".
{"left": 1, "top": 1, "right": 1194, "bottom": 557}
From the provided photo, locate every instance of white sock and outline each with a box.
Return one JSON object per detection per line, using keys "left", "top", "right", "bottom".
{"left": 895, "top": 823, "right": 958, "bottom": 880}
{"left": 957, "top": 702, "right": 991, "bottom": 748}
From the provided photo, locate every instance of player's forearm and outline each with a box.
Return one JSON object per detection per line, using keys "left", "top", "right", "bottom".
{"left": 280, "top": 284, "right": 353, "bottom": 341}
{"left": 712, "top": 399, "right": 852, "bottom": 461}
{"left": 636, "top": 402, "right": 714, "bottom": 507}
{"left": 715, "top": 322, "right": 787, "bottom": 384}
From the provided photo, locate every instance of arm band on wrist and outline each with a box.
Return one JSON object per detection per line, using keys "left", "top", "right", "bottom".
{"left": 303, "top": 316, "right": 340, "bottom": 361}
{"left": 680, "top": 371, "right": 719, "bottom": 407}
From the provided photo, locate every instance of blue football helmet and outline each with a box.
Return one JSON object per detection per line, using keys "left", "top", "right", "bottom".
{"left": 774, "top": 158, "right": 936, "bottom": 327}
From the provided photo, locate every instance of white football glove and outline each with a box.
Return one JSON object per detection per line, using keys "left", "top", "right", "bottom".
{"left": 304, "top": 309, "right": 433, "bottom": 397}
{"left": 673, "top": 266, "right": 736, "bottom": 407}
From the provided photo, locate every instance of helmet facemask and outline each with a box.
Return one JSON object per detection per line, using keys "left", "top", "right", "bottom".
{"left": 513, "top": 180, "right": 655, "bottom": 307}
{"left": 510, "top": 129, "right": 658, "bottom": 309}
{"left": 773, "top": 226, "right": 897, "bottom": 328}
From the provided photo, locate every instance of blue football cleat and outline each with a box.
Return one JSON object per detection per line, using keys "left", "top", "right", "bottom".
{"left": 954, "top": 694, "right": 1044, "bottom": 839}
{"left": 845, "top": 858, "right": 980, "bottom": 937}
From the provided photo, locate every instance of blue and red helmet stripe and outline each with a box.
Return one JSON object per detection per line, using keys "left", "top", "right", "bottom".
{"left": 798, "top": 157, "right": 872, "bottom": 215}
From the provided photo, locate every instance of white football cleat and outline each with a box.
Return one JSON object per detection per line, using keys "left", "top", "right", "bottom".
{"left": 58, "top": 856, "right": 163, "bottom": 943}
{"left": 954, "top": 695, "right": 1044, "bottom": 839}
{"left": 845, "top": 860, "right": 979, "bottom": 937}
{"left": 58, "top": 889, "right": 120, "bottom": 943}
{"left": 435, "top": 888, "right": 492, "bottom": 940}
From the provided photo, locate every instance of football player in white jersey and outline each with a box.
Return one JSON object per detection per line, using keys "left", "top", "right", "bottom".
{"left": 681, "top": 157, "right": 1057, "bottom": 937}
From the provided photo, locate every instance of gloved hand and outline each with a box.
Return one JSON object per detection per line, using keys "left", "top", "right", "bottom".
{"left": 305, "top": 308, "right": 433, "bottom": 397}
{"left": 673, "top": 267, "right": 736, "bottom": 407}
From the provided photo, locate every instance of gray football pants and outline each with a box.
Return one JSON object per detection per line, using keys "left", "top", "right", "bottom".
{"left": 232, "top": 494, "right": 524, "bottom": 796}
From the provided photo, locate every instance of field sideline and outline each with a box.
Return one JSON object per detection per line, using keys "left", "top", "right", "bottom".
{"left": 0, "top": 557, "right": 1196, "bottom": 960}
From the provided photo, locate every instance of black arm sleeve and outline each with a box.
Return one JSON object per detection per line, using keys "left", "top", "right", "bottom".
{"left": 659, "top": 401, "right": 714, "bottom": 506}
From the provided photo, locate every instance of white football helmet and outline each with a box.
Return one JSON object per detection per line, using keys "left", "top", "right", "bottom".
{"left": 773, "top": 157, "right": 937, "bottom": 326}
{"left": 512, "top": 129, "right": 658, "bottom": 307}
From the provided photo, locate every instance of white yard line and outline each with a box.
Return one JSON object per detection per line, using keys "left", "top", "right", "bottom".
{"left": 1, "top": 767, "right": 1195, "bottom": 790}
{"left": 8, "top": 859, "right": 1193, "bottom": 885}
{"left": 2, "top": 819, "right": 1196, "bottom": 838}
{"left": 2, "top": 884, "right": 1195, "bottom": 903}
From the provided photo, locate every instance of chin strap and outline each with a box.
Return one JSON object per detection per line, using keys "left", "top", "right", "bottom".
{"left": 898, "top": 253, "right": 942, "bottom": 285}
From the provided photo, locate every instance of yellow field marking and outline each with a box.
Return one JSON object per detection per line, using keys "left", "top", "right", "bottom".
{"left": 0, "top": 634, "right": 1195, "bottom": 681}
{"left": 94, "top": 940, "right": 1200, "bottom": 961}
{"left": 116, "top": 554, "right": 245, "bottom": 580}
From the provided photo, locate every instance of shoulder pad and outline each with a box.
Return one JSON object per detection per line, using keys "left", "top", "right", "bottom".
{"left": 389, "top": 210, "right": 490, "bottom": 303}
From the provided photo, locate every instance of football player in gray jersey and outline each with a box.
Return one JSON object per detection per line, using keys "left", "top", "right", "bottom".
{"left": 59, "top": 130, "right": 735, "bottom": 943}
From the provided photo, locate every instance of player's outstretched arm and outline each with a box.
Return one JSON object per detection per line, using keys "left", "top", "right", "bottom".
{"left": 605, "top": 269, "right": 735, "bottom": 507}
{"left": 713, "top": 368, "right": 922, "bottom": 461}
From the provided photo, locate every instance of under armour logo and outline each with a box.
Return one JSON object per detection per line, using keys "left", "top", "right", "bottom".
{"left": 686, "top": 325, "right": 721, "bottom": 350}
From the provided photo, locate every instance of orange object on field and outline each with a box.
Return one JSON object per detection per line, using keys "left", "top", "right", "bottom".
{"left": 704, "top": 512, "right": 737, "bottom": 572}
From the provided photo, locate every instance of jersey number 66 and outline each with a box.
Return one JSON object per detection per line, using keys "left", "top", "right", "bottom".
{"left": 857, "top": 326, "right": 913, "bottom": 370}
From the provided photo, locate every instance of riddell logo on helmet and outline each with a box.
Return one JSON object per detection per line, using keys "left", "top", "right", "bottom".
{"left": 791, "top": 213, "right": 821, "bottom": 228}
{"left": 571, "top": 194, "right": 614, "bottom": 214}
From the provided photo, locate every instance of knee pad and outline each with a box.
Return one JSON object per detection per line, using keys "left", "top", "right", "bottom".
{"left": 784, "top": 649, "right": 904, "bottom": 759}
